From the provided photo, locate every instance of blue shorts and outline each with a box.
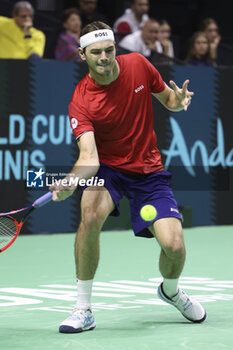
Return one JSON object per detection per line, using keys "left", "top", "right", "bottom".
{"left": 83, "top": 164, "right": 182, "bottom": 238}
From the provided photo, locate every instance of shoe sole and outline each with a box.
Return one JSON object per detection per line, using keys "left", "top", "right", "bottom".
{"left": 59, "top": 322, "right": 96, "bottom": 334}
{"left": 158, "top": 285, "right": 207, "bottom": 323}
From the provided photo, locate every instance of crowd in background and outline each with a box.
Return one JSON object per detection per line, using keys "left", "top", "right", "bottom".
{"left": 0, "top": 0, "right": 231, "bottom": 67}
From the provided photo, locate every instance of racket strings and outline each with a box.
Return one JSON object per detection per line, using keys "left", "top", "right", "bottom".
{"left": 0, "top": 217, "right": 17, "bottom": 248}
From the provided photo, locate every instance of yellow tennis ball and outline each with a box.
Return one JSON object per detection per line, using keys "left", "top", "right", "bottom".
{"left": 140, "top": 204, "right": 157, "bottom": 221}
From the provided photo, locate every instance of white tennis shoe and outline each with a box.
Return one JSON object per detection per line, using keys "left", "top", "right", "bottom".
{"left": 158, "top": 283, "right": 206, "bottom": 323}
{"left": 59, "top": 306, "right": 96, "bottom": 333}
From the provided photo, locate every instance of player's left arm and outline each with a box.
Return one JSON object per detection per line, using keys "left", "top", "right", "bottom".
{"left": 152, "top": 79, "right": 194, "bottom": 112}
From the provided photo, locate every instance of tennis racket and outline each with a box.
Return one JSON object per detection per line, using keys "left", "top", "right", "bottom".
{"left": 0, "top": 192, "right": 53, "bottom": 253}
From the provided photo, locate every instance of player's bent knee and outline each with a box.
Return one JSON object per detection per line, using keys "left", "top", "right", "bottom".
{"left": 81, "top": 206, "right": 109, "bottom": 231}
{"left": 163, "top": 240, "right": 185, "bottom": 260}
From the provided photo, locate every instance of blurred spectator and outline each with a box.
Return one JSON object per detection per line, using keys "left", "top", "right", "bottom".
{"left": 55, "top": 8, "right": 82, "bottom": 62}
{"left": 118, "top": 18, "right": 162, "bottom": 58}
{"left": 113, "top": 0, "right": 149, "bottom": 42}
{"left": 199, "top": 18, "right": 221, "bottom": 63}
{"left": 77, "top": 0, "right": 109, "bottom": 28}
{"left": 185, "top": 31, "right": 214, "bottom": 67}
{"left": 158, "top": 19, "right": 174, "bottom": 58}
{"left": 0, "top": 1, "right": 45, "bottom": 59}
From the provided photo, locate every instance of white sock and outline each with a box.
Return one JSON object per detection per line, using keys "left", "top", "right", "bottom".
{"left": 76, "top": 279, "right": 93, "bottom": 309}
{"left": 162, "top": 278, "right": 179, "bottom": 298}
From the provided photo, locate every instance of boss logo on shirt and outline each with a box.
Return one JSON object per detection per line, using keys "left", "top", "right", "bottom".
{"left": 95, "top": 32, "right": 108, "bottom": 38}
{"left": 71, "top": 118, "right": 78, "bottom": 129}
{"left": 135, "top": 85, "right": 144, "bottom": 93}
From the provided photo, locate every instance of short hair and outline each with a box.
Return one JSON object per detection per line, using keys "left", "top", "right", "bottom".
{"left": 159, "top": 19, "right": 169, "bottom": 26}
{"left": 12, "top": 1, "right": 34, "bottom": 16}
{"left": 199, "top": 18, "right": 218, "bottom": 31}
{"left": 80, "top": 21, "right": 113, "bottom": 53}
{"left": 80, "top": 21, "right": 112, "bottom": 37}
{"left": 143, "top": 18, "right": 160, "bottom": 27}
{"left": 61, "top": 8, "right": 80, "bottom": 24}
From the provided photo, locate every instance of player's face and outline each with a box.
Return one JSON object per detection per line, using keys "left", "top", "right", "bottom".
{"left": 84, "top": 40, "right": 116, "bottom": 77}
{"left": 14, "top": 8, "right": 34, "bottom": 29}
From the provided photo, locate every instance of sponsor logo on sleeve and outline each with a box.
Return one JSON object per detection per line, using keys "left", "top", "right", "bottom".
{"left": 71, "top": 118, "right": 78, "bottom": 129}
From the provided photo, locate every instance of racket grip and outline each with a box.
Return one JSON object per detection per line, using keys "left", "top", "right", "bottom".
{"left": 33, "top": 192, "right": 53, "bottom": 208}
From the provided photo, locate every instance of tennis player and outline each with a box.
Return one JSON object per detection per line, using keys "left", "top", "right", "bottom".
{"left": 50, "top": 21, "right": 206, "bottom": 333}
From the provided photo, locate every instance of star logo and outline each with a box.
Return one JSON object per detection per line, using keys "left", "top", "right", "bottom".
{"left": 33, "top": 168, "right": 45, "bottom": 181}
{"left": 26, "top": 168, "right": 45, "bottom": 188}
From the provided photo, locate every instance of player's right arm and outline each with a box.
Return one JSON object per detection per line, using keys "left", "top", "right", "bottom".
{"left": 50, "top": 131, "right": 99, "bottom": 201}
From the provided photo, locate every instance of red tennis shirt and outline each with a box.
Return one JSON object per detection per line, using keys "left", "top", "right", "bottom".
{"left": 69, "top": 53, "right": 166, "bottom": 174}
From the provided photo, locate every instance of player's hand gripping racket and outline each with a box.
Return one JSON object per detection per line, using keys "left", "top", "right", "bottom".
{"left": 0, "top": 192, "right": 53, "bottom": 253}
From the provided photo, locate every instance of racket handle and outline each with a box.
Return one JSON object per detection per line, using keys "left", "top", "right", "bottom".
{"left": 33, "top": 192, "right": 53, "bottom": 208}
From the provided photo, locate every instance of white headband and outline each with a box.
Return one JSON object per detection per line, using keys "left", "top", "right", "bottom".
{"left": 80, "top": 29, "right": 115, "bottom": 49}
